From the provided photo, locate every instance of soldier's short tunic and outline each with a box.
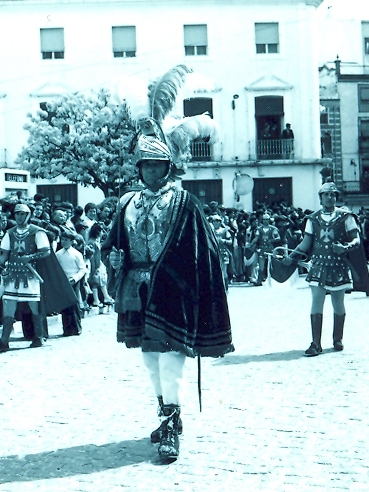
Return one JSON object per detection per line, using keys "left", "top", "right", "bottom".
{"left": 1, "top": 225, "right": 49, "bottom": 302}
{"left": 304, "top": 208, "right": 358, "bottom": 291}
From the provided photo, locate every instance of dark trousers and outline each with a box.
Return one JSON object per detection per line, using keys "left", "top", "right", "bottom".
{"left": 61, "top": 282, "right": 82, "bottom": 336}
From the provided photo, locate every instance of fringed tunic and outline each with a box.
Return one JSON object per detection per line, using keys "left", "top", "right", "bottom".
{"left": 1, "top": 225, "right": 50, "bottom": 302}
{"left": 102, "top": 185, "right": 234, "bottom": 358}
{"left": 305, "top": 208, "right": 358, "bottom": 291}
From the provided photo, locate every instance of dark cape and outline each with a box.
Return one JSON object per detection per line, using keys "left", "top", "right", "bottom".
{"left": 347, "top": 241, "right": 369, "bottom": 295}
{"left": 36, "top": 249, "right": 78, "bottom": 316}
{"left": 102, "top": 189, "right": 234, "bottom": 358}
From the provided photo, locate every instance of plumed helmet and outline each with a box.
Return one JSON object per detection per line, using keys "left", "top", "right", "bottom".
{"left": 135, "top": 135, "right": 172, "bottom": 166}
{"left": 318, "top": 182, "right": 339, "bottom": 197}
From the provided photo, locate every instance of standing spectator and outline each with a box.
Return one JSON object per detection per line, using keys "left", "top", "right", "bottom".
{"left": 101, "top": 134, "right": 233, "bottom": 461}
{"left": 58, "top": 202, "right": 76, "bottom": 231}
{"left": 362, "top": 209, "right": 369, "bottom": 261}
{"left": 83, "top": 202, "right": 98, "bottom": 238}
{"left": 33, "top": 195, "right": 51, "bottom": 223}
{"left": 234, "top": 214, "right": 248, "bottom": 282}
{"left": 31, "top": 202, "right": 46, "bottom": 225}
{"left": 50, "top": 206, "right": 75, "bottom": 250}
{"left": 284, "top": 182, "right": 361, "bottom": 356}
{"left": 211, "top": 214, "right": 233, "bottom": 291}
{"left": 245, "top": 215, "right": 260, "bottom": 284}
{"left": 0, "top": 200, "right": 16, "bottom": 230}
{"left": 87, "top": 223, "right": 113, "bottom": 307}
{"left": 56, "top": 230, "right": 86, "bottom": 336}
{"left": 281, "top": 123, "right": 295, "bottom": 158}
{"left": 97, "top": 204, "right": 113, "bottom": 242}
{"left": 71, "top": 205, "right": 89, "bottom": 240}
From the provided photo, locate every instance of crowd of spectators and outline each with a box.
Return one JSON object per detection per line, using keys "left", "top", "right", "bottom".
{"left": 205, "top": 199, "right": 369, "bottom": 289}
{"left": 1, "top": 190, "right": 369, "bottom": 339}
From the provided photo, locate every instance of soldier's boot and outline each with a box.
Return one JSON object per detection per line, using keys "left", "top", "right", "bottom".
{"left": 29, "top": 313, "right": 45, "bottom": 348}
{"left": 0, "top": 317, "right": 14, "bottom": 353}
{"left": 158, "top": 404, "right": 181, "bottom": 461}
{"left": 305, "top": 314, "right": 323, "bottom": 357}
{"left": 151, "top": 396, "right": 183, "bottom": 443}
{"left": 333, "top": 313, "right": 345, "bottom": 351}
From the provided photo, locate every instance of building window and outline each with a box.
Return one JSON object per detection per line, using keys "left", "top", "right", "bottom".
{"left": 40, "top": 28, "right": 64, "bottom": 59}
{"left": 255, "top": 23, "right": 279, "bottom": 54}
{"left": 359, "top": 85, "right": 369, "bottom": 112}
{"left": 39, "top": 102, "right": 56, "bottom": 124}
{"left": 184, "top": 25, "right": 207, "bottom": 56}
{"left": 321, "top": 131, "right": 332, "bottom": 156}
{"left": 359, "top": 119, "right": 369, "bottom": 153}
{"left": 320, "top": 113, "right": 328, "bottom": 124}
{"left": 365, "top": 38, "right": 369, "bottom": 55}
{"left": 112, "top": 26, "right": 136, "bottom": 58}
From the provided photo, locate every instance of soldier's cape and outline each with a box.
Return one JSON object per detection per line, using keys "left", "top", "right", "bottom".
{"left": 347, "top": 241, "right": 369, "bottom": 295}
{"left": 36, "top": 249, "right": 78, "bottom": 315}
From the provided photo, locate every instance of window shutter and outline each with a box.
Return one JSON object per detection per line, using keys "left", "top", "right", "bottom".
{"left": 40, "top": 28, "right": 64, "bottom": 51}
{"left": 184, "top": 25, "right": 207, "bottom": 45}
{"left": 112, "top": 26, "right": 136, "bottom": 51}
{"left": 360, "top": 87, "right": 369, "bottom": 101}
{"left": 255, "top": 23, "right": 279, "bottom": 44}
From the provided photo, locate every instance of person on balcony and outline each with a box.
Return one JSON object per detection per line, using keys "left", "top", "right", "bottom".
{"left": 281, "top": 123, "right": 294, "bottom": 158}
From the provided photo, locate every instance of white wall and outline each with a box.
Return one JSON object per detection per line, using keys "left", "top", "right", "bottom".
{"left": 0, "top": 0, "right": 325, "bottom": 209}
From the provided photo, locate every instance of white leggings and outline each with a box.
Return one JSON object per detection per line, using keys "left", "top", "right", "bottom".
{"left": 142, "top": 351, "right": 186, "bottom": 405}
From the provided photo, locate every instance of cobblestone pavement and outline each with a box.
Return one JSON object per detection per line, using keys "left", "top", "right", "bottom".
{"left": 1, "top": 274, "right": 369, "bottom": 491}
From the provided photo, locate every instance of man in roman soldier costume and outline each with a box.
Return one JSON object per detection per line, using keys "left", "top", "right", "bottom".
{"left": 284, "top": 182, "right": 362, "bottom": 356}
{"left": 0, "top": 203, "right": 50, "bottom": 351}
{"left": 102, "top": 65, "right": 234, "bottom": 461}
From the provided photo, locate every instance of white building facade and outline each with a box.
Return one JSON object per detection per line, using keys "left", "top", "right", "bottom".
{"left": 0, "top": 0, "right": 326, "bottom": 211}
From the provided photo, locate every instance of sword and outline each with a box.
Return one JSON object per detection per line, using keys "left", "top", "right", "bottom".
{"left": 25, "top": 263, "right": 44, "bottom": 283}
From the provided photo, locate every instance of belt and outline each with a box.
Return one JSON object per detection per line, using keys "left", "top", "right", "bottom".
{"left": 130, "top": 261, "right": 154, "bottom": 269}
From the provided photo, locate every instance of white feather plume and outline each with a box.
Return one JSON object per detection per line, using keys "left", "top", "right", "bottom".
{"left": 167, "top": 113, "right": 220, "bottom": 167}
{"left": 148, "top": 64, "right": 192, "bottom": 123}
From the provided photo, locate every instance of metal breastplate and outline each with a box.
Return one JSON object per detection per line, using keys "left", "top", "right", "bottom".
{"left": 124, "top": 187, "right": 175, "bottom": 264}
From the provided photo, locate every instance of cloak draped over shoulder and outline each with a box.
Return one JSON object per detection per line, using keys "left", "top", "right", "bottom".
{"left": 102, "top": 189, "right": 234, "bottom": 358}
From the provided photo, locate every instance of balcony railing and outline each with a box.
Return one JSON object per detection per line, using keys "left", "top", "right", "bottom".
{"left": 256, "top": 139, "right": 294, "bottom": 160}
{"left": 342, "top": 180, "right": 369, "bottom": 194}
{"left": 191, "top": 142, "right": 211, "bottom": 161}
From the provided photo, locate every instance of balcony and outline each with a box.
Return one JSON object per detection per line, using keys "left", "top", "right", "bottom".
{"left": 256, "top": 139, "right": 294, "bottom": 160}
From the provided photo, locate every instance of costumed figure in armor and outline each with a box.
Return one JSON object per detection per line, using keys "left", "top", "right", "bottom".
{"left": 0, "top": 203, "right": 50, "bottom": 351}
{"left": 102, "top": 65, "right": 234, "bottom": 461}
{"left": 284, "top": 182, "right": 361, "bottom": 356}
{"left": 255, "top": 213, "right": 280, "bottom": 286}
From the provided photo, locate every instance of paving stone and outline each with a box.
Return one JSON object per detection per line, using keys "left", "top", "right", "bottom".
{"left": 1, "top": 276, "right": 369, "bottom": 490}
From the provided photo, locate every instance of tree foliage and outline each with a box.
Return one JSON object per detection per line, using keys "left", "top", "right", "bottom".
{"left": 16, "top": 89, "right": 138, "bottom": 197}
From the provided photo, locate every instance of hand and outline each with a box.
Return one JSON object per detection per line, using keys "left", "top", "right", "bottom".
{"left": 18, "top": 254, "right": 32, "bottom": 264}
{"left": 281, "top": 256, "right": 293, "bottom": 266}
{"left": 332, "top": 242, "right": 346, "bottom": 255}
{"left": 109, "top": 248, "right": 125, "bottom": 270}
